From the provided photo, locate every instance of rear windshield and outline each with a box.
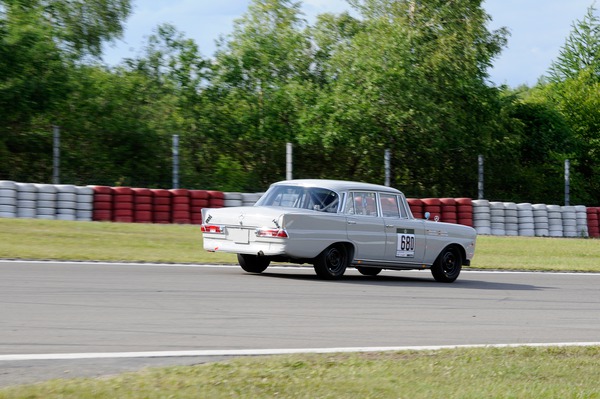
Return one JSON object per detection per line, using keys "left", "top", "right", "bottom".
{"left": 255, "top": 185, "right": 340, "bottom": 213}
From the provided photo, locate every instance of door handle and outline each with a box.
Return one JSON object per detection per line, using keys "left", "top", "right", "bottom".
{"left": 347, "top": 220, "right": 357, "bottom": 225}
{"left": 385, "top": 224, "right": 394, "bottom": 228}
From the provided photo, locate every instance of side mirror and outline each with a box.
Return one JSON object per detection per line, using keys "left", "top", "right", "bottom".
{"left": 424, "top": 211, "right": 430, "bottom": 220}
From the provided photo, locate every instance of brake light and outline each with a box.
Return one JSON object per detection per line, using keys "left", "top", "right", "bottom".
{"left": 201, "top": 224, "right": 224, "bottom": 234}
{"left": 255, "top": 228, "right": 288, "bottom": 238}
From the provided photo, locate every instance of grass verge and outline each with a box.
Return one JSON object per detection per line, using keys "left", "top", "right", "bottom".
{"left": 1, "top": 346, "right": 599, "bottom": 398}
{"left": 1, "top": 217, "right": 599, "bottom": 272}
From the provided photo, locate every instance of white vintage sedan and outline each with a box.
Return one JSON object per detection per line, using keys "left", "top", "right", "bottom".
{"left": 201, "top": 180, "right": 476, "bottom": 282}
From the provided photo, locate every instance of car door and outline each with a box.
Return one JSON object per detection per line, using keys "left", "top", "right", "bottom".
{"left": 344, "top": 191, "right": 386, "bottom": 261}
{"left": 380, "top": 193, "right": 426, "bottom": 265}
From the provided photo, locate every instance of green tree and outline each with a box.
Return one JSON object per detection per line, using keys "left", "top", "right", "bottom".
{"left": 547, "top": 5, "right": 600, "bottom": 83}
{"left": 542, "top": 5, "right": 600, "bottom": 203}
{"left": 211, "top": 0, "right": 313, "bottom": 189}
{"left": 0, "top": 0, "right": 132, "bottom": 182}
{"left": 300, "top": 0, "right": 508, "bottom": 196}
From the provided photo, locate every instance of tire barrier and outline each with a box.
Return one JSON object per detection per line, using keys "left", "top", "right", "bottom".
{"left": 472, "top": 199, "right": 491, "bottom": 235}
{"left": 421, "top": 198, "right": 441, "bottom": 222}
{"left": 132, "top": 188, "right": 153, "bottom": 224}
{"left": 517, "top": 203, "right": 535, "bottom": 237}
{"left": 190, "top": 190, "right": 209, "bottom": 225}
{"left": 490, "top": 202, "right": 505, "bottom": 236}
{"left": 469, "top": 200, "right": 589, "bottom": 238}
{"left": 0, "top": 181, "right": 94, "bottom": 221}
{"left": 409, "top": 197, "right": 473, "bottom": 227}
{"left": 242, "top": 192, "right": 262, "bottom": 206}
{"left": 151, "top": 189, "right": 171, "bottom": 224}
{"left": 170, "top": 189, "right": 191, "bottom": 224}
{"left": 224, "top": 192, "right": 243, "bottom": 207}
{"left": 407, "top": 198, "right": 424, "bottom": 219}
{"left": 207, "top": 191, "right": 225, "bottom": 208}
{"left": 456, "top": 198, "right": 473, "bottom": 227}
{"left": 0, "top": 180, "right": 17, "bottom": 218}
{"left": 2, "top": 180, "right": 599, "bottom": 238}
{"left": 92, "top": 186, "right": 112, "bottom": 221}
{"left": 588, "top": 208, "right": 600, "bottom": 238}
{"left": 112, "top": 186, "right": 134, "bottom": 223}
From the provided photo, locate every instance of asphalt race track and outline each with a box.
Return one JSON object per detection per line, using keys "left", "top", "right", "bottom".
{"left": 1, "top": 260, "right": 600, "bottom": 387}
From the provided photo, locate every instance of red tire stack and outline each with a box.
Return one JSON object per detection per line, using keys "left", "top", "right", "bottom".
{"left": 407, "top": 198, "right": 424, "bottom": 219}
{"left": 151, "top": 189, "right": 171, "bottom": 224}
{"left": 92, "top": 186, "right": 112, "bottom": 221}
{"left": 189, "top": 190, "right": 209, "bottom": 224}
{"left": 170, "top": 189, "right": 191, "bottom": 224}
{"left": 587, "top": 207, "right": 599, "bottom": 238}
{"left": 440, "top": 198, "right": 458, "bottom": 224}
{"left": 422, "top": 198, "right": 441, "bottom": 221}
{"left": 456, "top": 198, "right": 473, "bottom": 227}
{"left": 112, "top": 187, "right": 134, "bottom": 223}
{"left": 132, "top": 188, "right": 153, "bottom": 223}
{"left": 207, "top": 191, "right": 225, "bottom": 208}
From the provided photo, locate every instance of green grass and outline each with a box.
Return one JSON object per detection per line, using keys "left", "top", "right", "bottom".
{"left": 0, "top": 217, "right": 236, "bottom": 264}
{"left": 1, "top": 346, "right": 599, "bottom": 398}
{"left": 1, "top": 217, "right": 599, "bottom": 272}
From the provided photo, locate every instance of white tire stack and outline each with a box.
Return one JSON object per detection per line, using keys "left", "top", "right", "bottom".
{"left": 547, "top": 205, "right": 563, "bottom": 237}
{"left": 55, "top": 185, "right": 79, "bottom": 221}
{"left": 503, "top": 202, "right": 519, "bottom": 236}
{"left": 561, "top": 206, "right": 578, "bottom": 238}
{"left": 241, "top": 193, "right": 262, "bottom": 207}
{"left": 76, "top": 186, "right": 94, "bottom": 221}
{"left": 472, "top": 199, "right": 491, "bottom": 235}
{"left": 35, "top": 184, "right": 57, "bottom": 220}
{"left": 16, "top": 183, "right": 37, "bottom": 218}
{"left": 517, "top": 203, "right": 535, "bottom": 237}
{"left": 224, "top": 192, "right": 243, "bottom": 207}
{"left": 489, "top": 202, "right": 505, "bottom": 236}
{"left": 532, "top": 204, "right": 549, "bottom": 237}
{"left": 575, "top": 205, "right": 588, "bottom": 238}
{"left": 0, "top": 180, "right": 17, "bottom": 218}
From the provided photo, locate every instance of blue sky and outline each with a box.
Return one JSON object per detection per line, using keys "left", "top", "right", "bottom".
{"left": 102, "top": 0, "right": 595, "bottom": 87}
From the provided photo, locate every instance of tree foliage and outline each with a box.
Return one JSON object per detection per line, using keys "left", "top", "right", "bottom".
{"left": 541, "top": 5, "right": 600, "bottom": 204}
{"left": 0, "top": 0, "right": 598, "bottom": 204}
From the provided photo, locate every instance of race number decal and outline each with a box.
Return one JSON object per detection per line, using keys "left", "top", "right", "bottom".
{"left": 396, "top": 228, "right": 416, "bottom": 258}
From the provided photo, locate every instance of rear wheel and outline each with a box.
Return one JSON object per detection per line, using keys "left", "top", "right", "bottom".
{"left": 237, "top": 254, "right": 270, "bottom": 274}
{"left": 313, "top": 244, "right": 348, "bottom": 279}
{"left": 431, "top": 246, "right": 462, "bottom": 283}
{"left": 357, "top": 266, "right": 382, "bottom": 276}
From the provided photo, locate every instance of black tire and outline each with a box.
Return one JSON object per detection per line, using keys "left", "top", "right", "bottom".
{"left": 313, "top": 244, "right": 348, "bottom": 279}
{"left": 237, "top": 254, "right": 270, "bottom": 274}
{"left": 431, "top": 246, "right": 462, "bottom": 283}
{"left": 356, "top": 266, "right": 382, "bottom": 276}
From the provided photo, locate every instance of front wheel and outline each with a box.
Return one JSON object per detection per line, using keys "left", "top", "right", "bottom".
{"left": 431, "top": 246, "right": 462, "bottom": 283}
{"left": 313, "top": 244, "right": 348, "bottom": 279}
{"left": 237, "top": 254, "right": 270, "bottom": 274}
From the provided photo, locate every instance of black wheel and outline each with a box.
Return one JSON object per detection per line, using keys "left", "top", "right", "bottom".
{"left": 431, "top": 246, "right": 462, "bottom": 283}
{"left": 237, "top": 254, "right": 270, "bottom": 274}
{"left": 357, "top": 266, "right": 382, "bottom": 276}
{"left": 313, "top": 244, "right": 348, "bottom": 279}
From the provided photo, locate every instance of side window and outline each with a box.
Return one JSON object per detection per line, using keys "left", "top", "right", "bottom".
{"left": 346, "top": 191, "right": 378, "bottom": 216}
{"left": 380, "top": 194, "right": 400, "bottom": 218}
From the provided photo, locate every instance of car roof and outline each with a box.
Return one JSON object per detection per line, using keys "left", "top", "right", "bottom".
{"left": 271, "top": 179, "right": 403, "bottom": 195}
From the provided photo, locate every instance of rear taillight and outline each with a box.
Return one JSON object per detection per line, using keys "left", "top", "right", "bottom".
{"left": 201, "top": 224, "right": 225, "bottom": 234}
{"left": 255, "top": 228, "right": 288, "bottom": 238}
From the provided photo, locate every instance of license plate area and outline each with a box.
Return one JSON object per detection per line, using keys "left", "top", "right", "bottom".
{"left": 228, "top": 228, "right": 249, "bottom": 244}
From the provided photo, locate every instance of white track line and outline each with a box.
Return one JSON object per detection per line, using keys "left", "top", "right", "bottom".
{"left": 2, "top": 342, "right": 600, "bottom": 361}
